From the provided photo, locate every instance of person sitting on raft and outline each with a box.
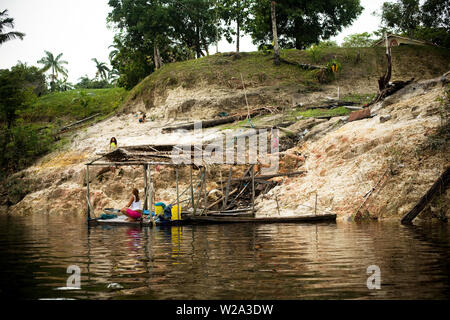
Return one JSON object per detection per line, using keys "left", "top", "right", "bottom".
{"left": 139, "top": 113, "right": 146, "bottom": 123}
{"left": 121, "top": 188, "right": 142, "bottom": 221}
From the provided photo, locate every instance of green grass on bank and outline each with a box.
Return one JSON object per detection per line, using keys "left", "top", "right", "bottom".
{"left": 20, "top": 87, "right": 128, "bottom": 125}
{"left": 125, "top": 46, "right": 450, "bottom": 109}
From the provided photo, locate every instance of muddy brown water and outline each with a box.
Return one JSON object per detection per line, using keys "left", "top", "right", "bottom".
{"left": 0, "top": 215, "right": 449, "bottom": 300}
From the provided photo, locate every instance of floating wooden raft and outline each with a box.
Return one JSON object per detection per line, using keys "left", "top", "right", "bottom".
{"left": 185, "top": 213, "right": 336, "bottom": 224}
{"left": 88, "top": 213, "right": 336, "bottom": 227}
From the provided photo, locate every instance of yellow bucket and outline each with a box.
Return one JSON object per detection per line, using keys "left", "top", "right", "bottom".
{"left": 171, "top": 205, "right": 181, "bottom": 221}
{"left": 155, "top": 205, "right": 164, "bottom": 216}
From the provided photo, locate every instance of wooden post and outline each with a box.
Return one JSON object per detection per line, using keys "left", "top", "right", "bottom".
{"left": 193, "top": 169, "right": 204, "bottom": 216}
{"left": 176, "top": 166, "right": 180, "bottom": 219}
{"left": 223, "top": 167, "right": 233, "bottom": 210}
{"left": 86, "top": 165, "right": 91, "bottom": 220}
{"left": 251, "top": 164, "right": 255, "bottom": 216}
{"left": 149, "top": 166, "right": 153, "bottom": 222}
{"left": 315, "top": 193, "right": 318, "bottom": 216}
{"left": 143, "top": 165, "right": 149, "bottom": 211}
{"left": 190, "top": 166, "right": 194, "bottom": 209}
{"left": 202, "top": 167, "right": 208, "bottom": 216}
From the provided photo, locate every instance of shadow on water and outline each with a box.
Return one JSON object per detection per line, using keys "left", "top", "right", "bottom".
{"left": 0, "top": 214, "right": 449, "bottom": 300}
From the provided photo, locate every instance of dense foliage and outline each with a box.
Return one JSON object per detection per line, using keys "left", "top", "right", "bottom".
{"left": 106, "top": 0, "right": 364, "bottom": 88}
{"left": 246, "top": 0, "right": 363, "bottom": 49}
{"left": 380, "top": 0, "right": 450, "bottom": 47}
{"left": 0, "top": 67, "right": 49, "bottom": 171}
{"left": 342, "top": 32, "right": 375, "bottom": 48}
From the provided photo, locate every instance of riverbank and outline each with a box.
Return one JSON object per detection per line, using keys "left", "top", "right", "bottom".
{"left": 2, "top": 48, "right": 449, "bottom": 222}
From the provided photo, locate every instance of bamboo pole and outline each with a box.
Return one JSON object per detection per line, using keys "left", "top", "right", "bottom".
{"left": 251, "top": 164, "right": 255, "bottom": 216}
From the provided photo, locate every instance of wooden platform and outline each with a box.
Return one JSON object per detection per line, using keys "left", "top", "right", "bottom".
{"left": 88, "top": 213, "right": 336, "bottom": 228}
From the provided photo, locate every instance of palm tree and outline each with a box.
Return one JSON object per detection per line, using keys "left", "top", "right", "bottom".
{"left": 91, "top": 58, "right": 110, "bottom": 81}
{"left": 0, "top": 9, "right": 25, "bottom": 45}
{"left": 37, "top": 51, "right": 68, "bottom": 90}
{"left": 108, "top": 68, "right": 120, "bottom": 85}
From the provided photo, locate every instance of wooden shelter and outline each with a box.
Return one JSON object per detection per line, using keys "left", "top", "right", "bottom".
{"left": 85, "top": 144, "right": 258, "bottom": 223}
{"left": 85, "top": 143, "right": 337, "bottom": 226}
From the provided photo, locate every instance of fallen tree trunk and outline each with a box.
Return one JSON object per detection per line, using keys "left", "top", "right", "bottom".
{"left": 401, "top": 167, "right": 450, "bottom": 224}
{"left": 60, "top": 113, "right": 101, "bottom": 132}
{"left": 306, "top": 101, "right": 358, "bottom": 110}
{"left": 280, "top": 58, "right": 325, "bottom": 70}
{"left": 162, "top": 106, "right": 280, "bottom": 133}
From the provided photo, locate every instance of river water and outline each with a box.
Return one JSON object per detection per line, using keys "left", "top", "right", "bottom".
{"left": 0, "top": 215, "right": 448, "bottom": 300}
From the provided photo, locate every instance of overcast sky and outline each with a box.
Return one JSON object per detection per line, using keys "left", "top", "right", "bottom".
{"left": 0, "top": 0, "right": 384, "bottom": 83}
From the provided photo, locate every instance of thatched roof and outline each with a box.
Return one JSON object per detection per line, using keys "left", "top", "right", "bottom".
{"left": 87, "top": 144, "right": 233, "bottom": 166}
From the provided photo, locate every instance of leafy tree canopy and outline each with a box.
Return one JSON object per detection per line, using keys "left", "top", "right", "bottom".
{"left": 0, "top": 9, "right": 25, "bottom": 45}
{"left": 0, "top": 68, "right": 36, "bottom": 128}
{"left": 342, "top": 32, "right": 375, "bottom": 47}
{"left": 246, "top": 0, "right": 363, "bottom": 50}
{"left": 379, "top": 0, "right": 450, "bottom": 47}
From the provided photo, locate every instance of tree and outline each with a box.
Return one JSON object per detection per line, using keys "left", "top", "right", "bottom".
{"left": 0, "top": 9, "right": 25, "bottom": 45}
{"left": 379, "top": 0, "right": 421, "bottom": 39}
{"left": 421, "top": 0, "right": 449, "bottom": 30}
{"left": 271, "top": 1, "right": 280, "bottom": 65}
{"left": 169, "top": 0, "right": 219, "bottom": 58}
{"left": 0, "top": 68, "right": 36, "bottom": 129}
{"left": 379, "top": 0, "right": 450, "bottom": 47}
{"left": 247, "top": 0, "right": 363, "bottom": 50}
{"left": 37, "top": 51, "right": 68, "bottom": 91}
{"left": 342, "top": 32, "right": 375, "bottom": 47}
{"left": 219, "top": 0, "right": 251, "bottom": 53}
{"left": 107, "top": 33, "right": 154, "bottom": 89}
{"left": 91, "top": 58, "right": 110, "bottom": 81}
{"left": 11, "top": 62, "right": 47, "bottom": 97}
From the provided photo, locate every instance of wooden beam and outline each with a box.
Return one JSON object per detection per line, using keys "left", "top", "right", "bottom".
{"left": 207, "top": 188, "right": 238, "bottom": 210}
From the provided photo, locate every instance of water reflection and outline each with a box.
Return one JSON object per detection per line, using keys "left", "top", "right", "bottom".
{"left": 0, "top": 215, "right": 448, "bottom": 300}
